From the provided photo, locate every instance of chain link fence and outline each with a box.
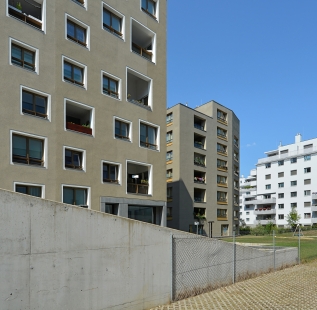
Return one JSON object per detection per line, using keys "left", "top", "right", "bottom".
{"left": 172, "top": 232, "right": 298, "bottom": 301}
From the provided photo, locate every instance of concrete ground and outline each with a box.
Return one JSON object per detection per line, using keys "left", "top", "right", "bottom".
{"left": 151, "top": 260, "right": 317, "bottom": 310}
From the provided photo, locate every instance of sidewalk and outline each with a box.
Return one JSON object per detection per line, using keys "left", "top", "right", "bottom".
{"left": 151, "top": 260, "right": 317, "bottom": 310}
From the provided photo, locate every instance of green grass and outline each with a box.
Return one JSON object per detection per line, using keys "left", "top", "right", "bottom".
{"left": 224, "top": 233, "right": 317, "bottom": 263}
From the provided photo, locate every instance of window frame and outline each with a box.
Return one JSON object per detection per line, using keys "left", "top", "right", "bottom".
{"left": 62, "top": 184, "right": 90, "bottom": 209}
{"left": 139, "top": 120, "right": 160, "bottom": 151}
{"left": 141, "top": 0, "right": 158, "bottom": 20}
{"left": 166, "top": 150, "right": 173, "bottom": 162}
{"left": 10, "top": 130, "right": 48, "bottom": 168}
{"left": 101, "top": 160, "right": 121, "bottom": 185}
{"left": 102, "top": 2, "right": 125, "bottom": 40}
{"left": 62, "top": 56, "right": 87, "bottom": 88}
{"left": 65, "top": 14, "right": 90, "bottom": 49}
{"left": 166, "top": 130, "right": 173, "bottom": 143}
{"left": 102, "top": 71, "right": 121, "bottom": 100}
{"left": 14, "top": 181, "right": 45, "bottom": 198}
{"left": 113, "top": 117, "right": 132, "bottom": 142}
{"left": 63, "top": 146, "right": 86, "bottom": 171}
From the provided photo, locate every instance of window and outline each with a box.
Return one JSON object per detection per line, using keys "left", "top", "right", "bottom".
{"left": 304, "top": 201, "right": 311, "bottom": 207}
{"left": 278, "top": 214, "right": 284, "bottom": 220}
{"left": 291, "top": 170, "right": 297, "bottom": 176}
{"left": 15, "top": 183, "right": 43, "bottom": 198}
{"left": 115, "top": 119, "right": 131, "bottom": 141}
{"left": 63, "top": 58, "right": 86, "bottom": 87}
{"left": 194, "top": 188, "right": 206, "bottom": 203}
{"left": 103, "top": 162, "right": 120, "bottom": 184}
{"left": 11, "top": 43, "right": 35, "bottom": 71}
{"left": 265, "top": 184, "right": 271, "bottom": 190}
{"left": 290, "top": 157, "right": 297, "bottom": 163}
{"left": 166, "top": 131, "right": 173, "bottom": 143}
{"left": 217, "top": 175, "right": 227, "bottom": 185}
{"left": 265, "top": 174, "right": 271, "bottom": 180}
{"left": 246, "top": 218, "right": 250, "bottom": 222}
{"left": 64, "top": 148, "right": 84, "bottom": 170}
{"left": 103, "top": 7, "right": 123, "bottom": 38}
{"left": 140, "top": 122, "right": 159, "bottom": 150}
{"left": 103, "top": 204, "right": 118, "bottom": 215}
{"left": 217, "top": 159, "right": 227, "bottom": 170}
{"left": 63, "top": 186, "right": 89, "bottom": 208}
{"left": 265, "top": 163, "right": 271, "bottom": 168}
{"left": 304, "top": 155, "right": 311, "bottom": 161}
{"left": 217, "top": 109, "right": 227, "bottom": 123}
{"left": 278, "top": 182, "right": 284, "bottom": 188}
{"left": 102, "top": 71, "right": 120, "bottom": 99}
{"left": 304, "top": 179, "right": 311, "bottom": 185}
{"left": 128, "top": 205, "right": 156, "bottom": 224}
{"left": 194, "top": 153, "right": 206, "bottom": 167}
{"left": 291, "top": 181, "right": 297, "bottom": 186}
{"left": 304, "top": 213, "right": 311, "bottom": 219}
{"left": 304, "top": 167, "right": 311, "bottom": 173}
{"left": 217, "top": 143, "right": 227, "bottom": 155}
{"left": 166, "top": 169, "right": 172, "bottom": 180}
{"left": 166, "top": 113, "right": 173, "bottom": 124}
{"left": 217, "top": 191, "right": 227, "bottom": 203}
{"left": 194, "top": 133, "right": 205, "bottom": 149}
{"left": 167, "top": 187, "right": 173, "bottom": 200}
{"left": 291, "top": 203, "right": 297, "bottom": 208}
{"left": 12, "top": 133, "right": 45, "bottom": 167}
{"left": 278, "top": 193, "right": 284, "bottom": 198}
{"left": 141, "top": 0, "right": 157, "bottom": 19}
{"left": 194, "top": 117, "right": 206, "bottom": 131}
{"left": 217, "top": 209, "right": 228, "bottom": 219}
{"left": 66, "top": 18, "right": 88, "bottom": 47}
{"left": 217, "top": 127, "right": 227, "bottom": 139}
{"left": 304, "top": 190, "right": 311, "bottom": 196}
{"left": 278, "top": 172, "right": 284, "bottom": 178}
{"left": 278, "top": 160, "right": 284, "bottom": 166}
{"left": 234, "top": 136, "right": 239, "bottom": 147}
{"left": 278, "top": 204, "right": 284, "bottom": 209}
{"left": 234, "top": 151, "right": 239, "bottom": 161}
{"left": 21, "top": 89, "right": 48, "bottom": 119}
{"left": 291, "top": 192, "right": 297, "bottom": 197}
{"left": 166, "top": 151, "right": 173, "bottom": 162}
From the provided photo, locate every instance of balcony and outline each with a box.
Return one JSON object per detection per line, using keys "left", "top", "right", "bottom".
{"left": 8, "top": 1, "right": 43, "bottom": 30}
{"left": 194, "top": 171, "right": 205, "bottom": 184}
{"left": 257, "top": 220, "right": 276, "bottom": 225}
{"left": 244, "top": 199, "right": 257, "bottom": 205}
{"left": 194, "top": 154, "right": 206, "bottom": 167}
{"left": 127, "top": 183, "right": 148, "bottom": 195}
{"left": 127, "top": 162, "right": 151, "bottom": 195}
{"left": 311, "top": 206, "right": 317, "bottom": 212}
{"left": 194, "top": 116, "right": 205, "bottom": 131}
{"left": 194, "top": 188, "right": 205, "bottom": 203}
{"left": 255, "top": 198, "right": 276, "bottom": 205}
{"left": 254, "top": 208, "right": 276, "bottom": 215}
{"left": 194, "top": 133, "right": 206, "bottom": 150}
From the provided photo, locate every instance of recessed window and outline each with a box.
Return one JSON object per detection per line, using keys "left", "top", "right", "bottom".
{"left": 265, "top": 174, "right": 271, "bottom": 180}
{"left": 278, "top": 160, "right": 284, "bottom": 166}
{"left": 11, "top": 43, "right": 35, "bottom": 71}
{"left": 127, "top": 161, "right": 152, "bottom": 195}
{"left": 290, "top": 157, "right": 297, "bottom": 163}
{"left": 217, "top": 191, "right": 227, "bottom": 203}
{"left": 217, "top": 109, "right": 227, "bottom": 124}
{"left": 234, "top": 136, "right": 239, "bottom": 147}
{"left": 141, "top": 0, "right": 157, "bottom": 19}
{"left": 166, "top": 131, "right": 173, "bottom": 143}
{"left": 167, "top": 187, "right": 173, "bottom": 200}
{"left": 304, "top": 179, "right": 311, "bottom": 185}
{"left": 194, "top": 188, "right": 206, "bottom": 203}
{"left": 278, "top": 182, "right": 284, "bottom": 188}
{"left": 11, "top": 132, "right": 46, "bottom": 167}
{"left": 73, "top": 0, "right": 86, "bottom": 9}
{"left": 217, "top": 159, "right": 227, "bottom": 170}
{"left": 291, "top": 192, "right": 297, "bottom": 197}
{"left": 291, "top": 170, "right": 297, "bottom": 176}
{"left": 265, "top": 184, "right": 271, "bottom": 190}
{"left": 114, "top": 118, "right": 131, "bottom": 141}
{"left": 15, "top": 182, "right": 43, "bottom": 198}
{"left": 103, "top": 74, "right": 119, "bottom": 99}
{"left": 278, "top": 193, "right": 284, "bottom": 198}
{"left": 63, "top": 57, "right": 86, "bottom": 88}
{"left": 166, "top": 113, "right": 173, "bottom": 124}
{"left": 217, "top": 127, "right": 227, "bottom": 139}
{"left": 304, "top": 190, "right": 311, "bottom": 196}
{"left": 278, "top": 204, "right": 284, "bottom": 209}
{"left": 304, "top": 167, "right": 311, "bottom": 173}
{"left": 62, "top": 186, "right": 89, "bottom": 208}
{"left": 234, "top": 151, "right": 239, "bottom": 162}
{"left": 278, "top": 172, "right": 284, "bottom": 178}
{"left": 166, "top": 151, "right": 173, "bottom": 162}
{"left": 64, "top": 147, "right": 85, "bottom": 171}
{"left": 66, "top": 16, "right": 89, "bottom": 48}
{"left": 290, "top": 180, "right": 297, "bottom": 186}
{"left": 140, "top": 121, "right": 159, "bottom": 151}
{"left": 265, "top": 163, "right": 271, "bottom": 168}
{"left": 217, "top": 209, "right": 228, "bottom": 219}
{"left": 217, "top": 175, "right": 227, "bottom": 185}
{"left": 217, "top": 143, "right": 227, "bottom": 155}
{"left": 304, "top": 155, "right": 311, "bottom": 161}
{"left": 102, "top": 161, "right": 120, "bottom": 184}
{"left": 21, "top": 88, "right": 49, "bottom": 119}
{"left": 304, "top": 213, "right": 311, "bottom": 219}
{"left": 103, "top": 5, "right": 124, "bottom": 38}
{"left": 194, "top": 133, "right": 206, "bottom": 150}
{"left": 278, "top": 214, "right": 284, "bottom": 220}
{"left": 304, "top": 201, "right": 311, "bottom": 207}
{"left": 166, "top": 168, "right": 173, "bottom": 180}
{"left": 291, "top": 203, "right": 297, "bottom": 208}
{"left": 194, "top": 117, "right": 206, "bottom": 131}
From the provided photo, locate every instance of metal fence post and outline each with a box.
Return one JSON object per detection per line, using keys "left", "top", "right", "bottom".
{"left": 233, "top": 230, "right": 236, "bottom": 284}
{"left": 273, "top": 230, "right": 275, "bottom": 270}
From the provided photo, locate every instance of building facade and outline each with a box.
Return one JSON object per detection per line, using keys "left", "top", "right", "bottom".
{"left": 166, "top": 101, "right": 240, "bottom": 237}
{"left": 240, "top": 134, "right": 317, "bottom": 227}
{"left": 1, "top": 0, "right": 167, "bottom": 225}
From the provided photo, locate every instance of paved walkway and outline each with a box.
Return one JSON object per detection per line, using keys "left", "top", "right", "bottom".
{"left": 151, "top": 260, "right": 317, "bottom": 310}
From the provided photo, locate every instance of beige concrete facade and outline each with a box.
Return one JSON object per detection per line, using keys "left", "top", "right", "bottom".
{"left": 166, "top": 101, "right": 240, "bottom": 236}
{"left": 0, "top": 0, "right": 167, "bottom": 225}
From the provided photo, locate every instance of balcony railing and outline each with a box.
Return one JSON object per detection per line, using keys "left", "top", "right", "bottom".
{"left": 217, "top": 116, "right": 227, "bottom": 123}
{"left": 217, "top": 198, "right": 228, "bottom": 203}
{"left": 217, "top": 149, "right": 227, "bottom": 155}
{"left": 254, "top": 208, "right": 276, "bottom": 215}
{"left": 66, "top": 122, "right": 92, "bottom": 135}
{"left": 9, "top": 5, "right": 42, "bottom": 30}
{"left": 194, "top": 197, "right": 205, "bottom": 203}
{"left": 217, "top": 165, "right": 228, "bottom": 170}
{"left": 194, "top": 142, "right": 205, "bottom": 149}
{"left": 194, "top": 177, "right": 205, "bottom": 184}
{"left": 194, "top": 158, "right": 206, "bottom": 167}
{"left": 194, "top": 123, "right": 204, "bottom": 131}
{"left": 132, "top": 42, "right": 153, "bottom": 61}
{"left": 217, "top": 133, "right": 227, "bottom": 139}
{"left": 127, "top": 183, "right": 148, "bottom": 195}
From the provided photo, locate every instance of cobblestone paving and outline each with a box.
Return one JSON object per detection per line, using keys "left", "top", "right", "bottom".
{"left": 151, "top": 260, "right": 317, "bottom": 310}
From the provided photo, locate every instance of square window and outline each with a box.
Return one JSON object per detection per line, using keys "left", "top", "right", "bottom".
{"left": 291, "top": 202, "right": 297, "bottom": 208}
{"left": 15, "top": 182, "right": 44, "bottom": 198}
{"left": 304, "top": 213, "right": 311, "bottom": 219}
{"left": 278, "top": 214, "right": 284, "bottom": 220}
{"left": 114, "top": 118, "right": 131, "bottom": 141}
{"left": 103, "top": 4, "right": 124, "bottom": 38}
{"left": 127, "top": 161, "right": 152, "bottom": 195}
{"left": 66, "top": 15, "right": 89, "bottom": 48}
{"left": 141, "top": 0, "right": 158, "bottom": 20}
{"left": 62, "top": 185, "right": 89, "bottom": 208}
{"left": 278, "top": 182, "right": 284, "bottom": 188}
{"left": 102, "top": 161, "right": 120, "bottom": 184}
{"left": 11, "top": 132, "right": 46, "bottom": 167}
{"left": 62, "top": 56, "right": 86, "bottom": 88}
{"left": 139, "top": 121, "right": 159, "bottom": 151}
{"left": 278, "top": 204, "right": 284, "bottom": 209}
{"left": 278, "top": 193, "right": 284, "bottom": 198}
{"left": 304, "top": 201, "right": 311, "bottom": 207}
{"left": 304, "top": 190, "right": 311, "bottom": 196}
{"left": 64, "top": 147, "right": 85, "bottom": 171}
{"left": 304, "top": 179, "right": 311, "bottom": 185}
{"left": 291, "top": 192, "right": 297, "bottom": 197}
{"left": 217, "top": 109, "right": 227, "bottom": 123}
{"left": 304, "top": 167, "right": 311, "bottom": 173}
{"left": 278, "top": 172, "right": 284, "bottom": 178}
{"left": 265, "top": 184, "right": 271, "bottom": 190}
{"left": 217, "top": 143, "right": 227, "bottom": 155}
{"left": 265, "top": 174, "right": 271, "bottom": 180}
{"left": 291, "top": 170, "right": 297, "bottom": 176}
{"left": 290, "top": 157, "right": 297, "bottom": 163}
{"left": 278, "top": 160, "right": 284, "bottom": 166}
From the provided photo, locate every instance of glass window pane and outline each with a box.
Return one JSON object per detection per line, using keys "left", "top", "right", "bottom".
{"left": 103, "top": 76, "right": 109, "bottom": 91}
{"left": 112, "top": 15, "right": 121, "bottom": 32}
{"left": 121, "top": 123, "right": 128, "bottom": 137}
{"left": 128, "top": 205, "right": 153, "bottom": 224}
{"left": 64, "top": 63, "right": 72, "bottom": 79}
{"left": 13, "top": 135, "right": 26, "bottom": 157}
{"left": 115, "top": 121, "right": 121, "bottom": 136}
{"left": 103, "top": 10, "right": 110, "bottom": 26}
{"left": 35, "top": 96, "right": 46, "bottom": 114}
{"left": 22, "top": 91, "right": 33, "bottom": 111}
{"left": 148, "top": 1, "right": 155, "bottom": 15}
{"left": 29, "top": 139, "right": 42, "bottom": 160}
{"left": 12, "top": 45, "right": 22, "bottom": 60}
{"left": 76, "top": 27, "right": 85, "bottom": 43}
{"left": 105, "top": 204, "right": 113, "bottom": 214}
{"left": 109, "top": 165, "right": 117, "bottom": 180}
{"left": 16, "top": 186, "right": 27, "bottom": 194}
{"left": 73, "top": 66, "right": 83, "bottom": 83}
{"left": 73, "top": 153, "right": 81, "bottom": 167}
{"left": 109, "top": 79, "right": 117, "bottom": 92}
{"left": 142, "top": 0, "right": 147, "bottom": 9}
{"left": 103, "top": 164, "right": 109, "bottom": 179}
{"left": 140, "top": 124, "right": 147, "bottom": 143}
{"left": 63, "top": 187, "right": 74, "bottom": 204}
{"left": 67, "top": 21, "right": 75, "bottom": 37}
{"left": 24, "top": 50, "right": 34, "bottom": 65}
{"left": 29, "top": 187, "right": 41, "bottom": 197}
{"left": 65, "top": 150, "right": 72, "bottom": 165}
{"left": 75, "top": 189, "right": 86, "bottom": 205}
{"left": 148, "top": 126, "right": 156, "bottom": 145}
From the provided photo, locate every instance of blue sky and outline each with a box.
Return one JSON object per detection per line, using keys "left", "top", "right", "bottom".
{"left": 167, "top": 0, "right": 317, "bottom": 177}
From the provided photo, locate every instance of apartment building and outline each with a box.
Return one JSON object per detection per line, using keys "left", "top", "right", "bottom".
{"left": 0, "top": 0, "right": 167, "bottom": 225}
{"left": 240, "top": 134, "right": 317, "bottom": 227}
{"left": 165, "top": 101, "right": 240, "bottom": 237}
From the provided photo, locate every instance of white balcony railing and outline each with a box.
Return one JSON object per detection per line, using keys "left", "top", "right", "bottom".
{"left": 254, "top": 209, "right": 276, "bottom": 215}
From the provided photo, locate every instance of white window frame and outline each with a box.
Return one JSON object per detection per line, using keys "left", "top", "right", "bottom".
{"left": 10, "top": 130, "right": 48, "bottom": 168}
{"left": 62, "top": 55, "right": 87, "bottom": 89}
{"left": 101, "top": 160, "right": 122, "bottom": 185}
{"left": 101, "top": 70, "right": 121, "bottom": 100}
{"left": 304, "top": 190, "right": 311, "bottom": 196}
{"left": 64, "top": 98, "right": 95, "bottom": 137}
{"left": 130, "top": 18, "right": 157, "bottom": 63}
{"left": 14, "top": 181, "right": 45, "bottom": 198}
{"left": 65, "top": 14, "right": 90, "bottom": 50}
{"left": 113, "top": 116, "right": 132, "bottom": 142}
{"left": 102, "top": 2, "right": 125, "bottom": 40}
{"left": 9, "top": 38, "right": 39, "bottom": 74}
{"left": 72, "top": 0, "right": 87, "bottom": 10}
{"left": 6, "top": 0, "right": 47, "bottom": 33}
{"left": 139, "top": 119, "right": 160, "bottom": 152}
{"left": 63, "top": 146, "right": 86, "bottom": 172}
{"left": 126, "top": 67, "right": 153, "bottom": 109}
{"left": 126, "top": 160, "right": 153, "bottom": 195}
{"left": 140, "top": 0, "right": 159, "bottom": 21}
{"left": 61, "top": 184, "right": 91, "bottom": 209}
{"left": 20, "top": 85, "right": 51, "bottom": 121}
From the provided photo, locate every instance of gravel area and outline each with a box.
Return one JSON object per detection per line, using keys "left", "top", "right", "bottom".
{"left": 151, "top": 260, "right": 317, "bottom": 310}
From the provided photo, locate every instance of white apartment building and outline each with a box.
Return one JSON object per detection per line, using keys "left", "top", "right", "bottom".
{"left": 240, "top": 134, "right": 317, "bottom": 227}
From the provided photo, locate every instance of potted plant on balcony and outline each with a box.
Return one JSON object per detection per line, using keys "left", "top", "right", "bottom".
{"left": 66, "top": 122, "right": 92, "bottom": 135}
{"left": 194, "top": 211, "right": 206, "bottom": 225}
{"left": 141, "top": 179, "right": 148, "bottom": 185}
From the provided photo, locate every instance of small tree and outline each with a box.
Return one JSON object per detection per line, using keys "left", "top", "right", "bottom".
{"left": 286, "top": 207, "right": 301, "bottom": 230}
